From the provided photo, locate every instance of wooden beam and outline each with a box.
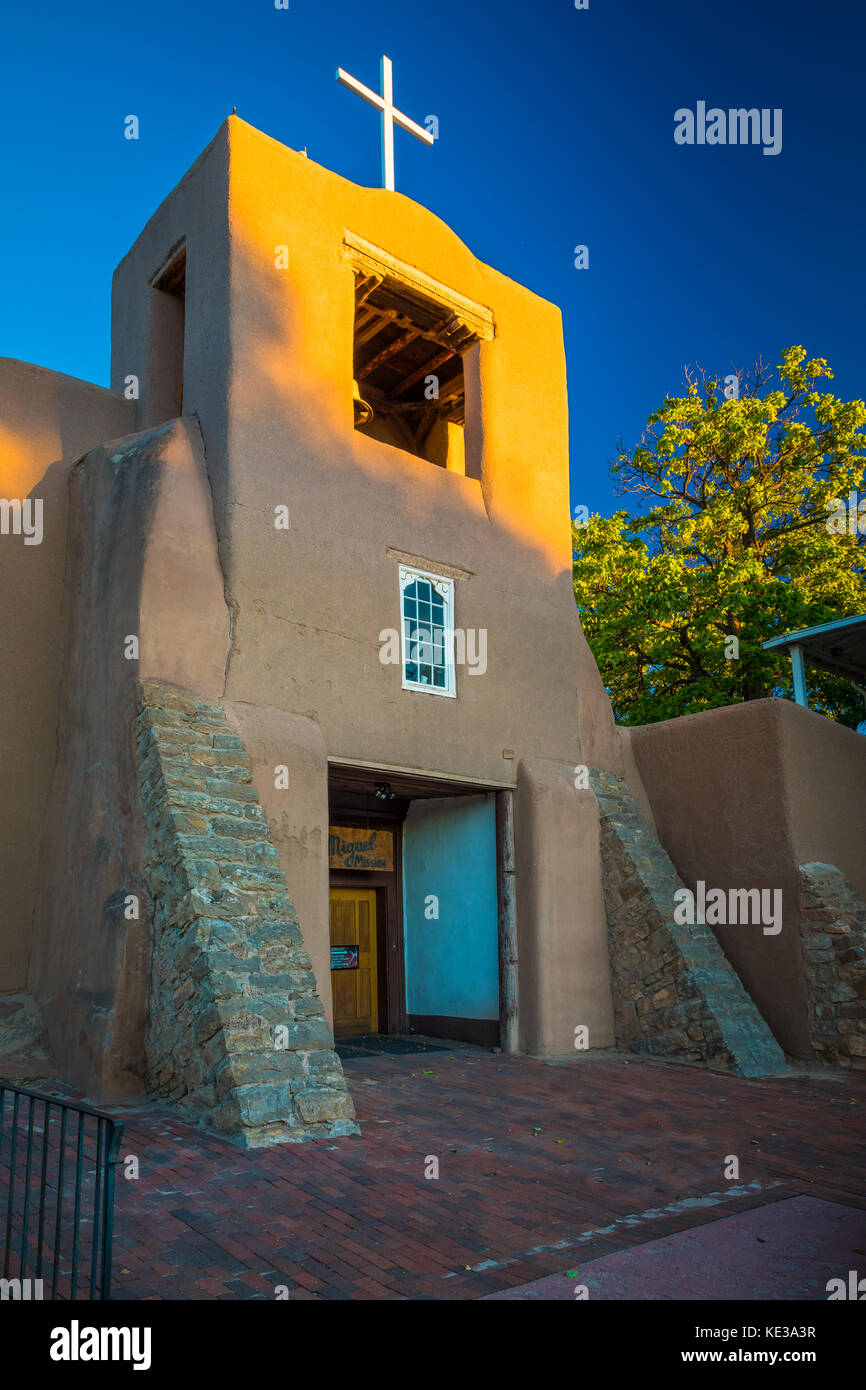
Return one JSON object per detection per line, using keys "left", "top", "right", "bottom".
{"left": 389, "top": 413, "right": 418, "bottom": 452}
{"left": 357, "top": 327, "right": 421, "bottom": 380}
{"left": 355, "top": 312, "right": 392, "bottom": 350}
{"left": 343, "top": 232, "right": 496, "bottom": 341}
{"left": 359, "top": 384, "right": 408, "bottom": 415}
{"left": 357, "top": 301, "right": 472, "bottom": 354}
{"left": 355, "top": 273, "right": 384, "bottom": 308}
{"left": 391, "top": 345, "right": 457, "bottom": 398}
{"left": 414, "top": 403, "right": 439, "bottom": 452}
{"left": 436, "top": 376, "right": 465, "bottom": 405}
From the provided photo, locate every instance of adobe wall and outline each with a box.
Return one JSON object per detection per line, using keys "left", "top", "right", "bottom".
{"left": 628, "top": 699, "right": 866, "bottom": 1058}
{"left": 29, "top": 418, "right": 229, "bottom": 1098}
{"left": 515, "top": 760, "right": 614, "bottom": 1054}
{"left": 0, "top": 358, "right": 134, "bottom": 992}
{"left": 778, "top": 701, "right": 866, "bottom": 900}
{"left": 214, "top": 117, "right": 604, "bottom": 784}
{"left": 107, "top": 117, "right": 642, "bottom": 1058}
{"left": 110, "top": 125, "right": 231, "bottom": 447}
{"left": 591, "top": 769, "right": 787, "bottom": 1076}
{"left": 220, "top": 701, "right": 333, "bottom": 1030}
{"left": 110, "top": 117, "right": 632, "bottom": 790}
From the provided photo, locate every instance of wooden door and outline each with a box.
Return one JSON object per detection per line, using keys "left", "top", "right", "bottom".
{"left": 329, "top": 888, "right": 378, "bottom": 1037}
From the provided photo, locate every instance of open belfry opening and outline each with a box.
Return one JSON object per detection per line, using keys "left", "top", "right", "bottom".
{"left": 352, "top": 269, "right": 476, "bottom": 472}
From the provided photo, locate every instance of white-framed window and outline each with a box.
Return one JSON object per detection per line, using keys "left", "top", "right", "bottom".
{"left": 399, "top": 565, "right": 456, "bottom": 697}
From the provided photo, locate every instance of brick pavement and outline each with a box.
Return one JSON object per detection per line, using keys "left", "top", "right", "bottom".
{"left": 485, "top": 1195, "right": 866, "bottom": 1299}
{"left": 97, "top": 1047, "right": 866, "bottom": 1300}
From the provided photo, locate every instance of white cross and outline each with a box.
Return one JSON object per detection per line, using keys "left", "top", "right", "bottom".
{"left": 337, "top": 55, "right": 434, "bottom": 192}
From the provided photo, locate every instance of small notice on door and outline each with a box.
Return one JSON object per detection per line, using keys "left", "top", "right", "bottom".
{"left": 329, "top": 826, "right": 394, "bottom": 871}
{"left": 331, "top": 945, "right": 359, "bottom": 971}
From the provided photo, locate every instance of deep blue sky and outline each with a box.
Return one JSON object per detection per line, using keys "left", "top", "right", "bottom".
{"left": 2, "top": 0, "right": 863, "bottom": 516}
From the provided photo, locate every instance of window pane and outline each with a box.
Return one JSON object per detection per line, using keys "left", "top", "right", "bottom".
{"left": 400, "top": 569, "right": 454, "bottom": 694}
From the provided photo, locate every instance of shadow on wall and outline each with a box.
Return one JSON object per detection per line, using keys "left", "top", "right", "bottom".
{"left": 629, "top": 698, "right": 866, "bottom": 1059}
{"left": 0, "top": 457, "right": 70, "bottom": 995}
{"left": 0, "top": 365, "right": 134, "bottom": 997}
{"left": 27, "top": 420, "right": 219, "bottom": 1101}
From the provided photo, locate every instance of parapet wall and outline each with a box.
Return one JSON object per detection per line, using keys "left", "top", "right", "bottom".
{"left": 629, "top": 699, "right": 866, "bottom": 1058}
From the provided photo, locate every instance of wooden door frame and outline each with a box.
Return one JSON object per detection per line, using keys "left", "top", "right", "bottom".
{"left": 328, "top": 818, "right": 406, "bottom": 1035}
{"left": 329, "top": 885, "right": 379, "bottom": 1038}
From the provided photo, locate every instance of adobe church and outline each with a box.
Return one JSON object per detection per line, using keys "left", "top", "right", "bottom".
{"left": 2, "top": 116, "right": 864, "bottom": 1146}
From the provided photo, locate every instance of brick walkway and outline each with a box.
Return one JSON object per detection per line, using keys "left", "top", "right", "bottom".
{"left": 103, "top": 1048, "right": 866, "bottom": 1300}
{"left": 486, "top": 1195, "right": 866, "bottom": 1299}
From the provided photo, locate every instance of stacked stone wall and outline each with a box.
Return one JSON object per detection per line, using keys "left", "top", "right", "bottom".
{"left": 591, "top": 770, "right": 787, "bottom": 1077}
{"left": 137, "top": 680, "right": 358, "bottom": 1146}
{"left": 799, "top": 862, "right": 866, "bottom": 1069}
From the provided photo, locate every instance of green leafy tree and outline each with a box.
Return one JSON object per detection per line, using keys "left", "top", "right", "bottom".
{"left": 572, "top": 348, "right": 866, "bottom": 726}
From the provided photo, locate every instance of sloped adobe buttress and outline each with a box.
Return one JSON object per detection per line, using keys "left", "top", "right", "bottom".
{"left": 138, "top": 680, "right": 358, "bottom": 1146}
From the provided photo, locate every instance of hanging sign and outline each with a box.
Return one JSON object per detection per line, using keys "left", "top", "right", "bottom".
{"left": 329, "top": 826, "right": 394, "bottom": 871}
{"left": 330, "top": 945, "right": 359, "bottom": 971}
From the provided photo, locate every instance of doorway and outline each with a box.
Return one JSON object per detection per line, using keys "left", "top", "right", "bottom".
{"left": 329, "top": 887, "right": 379, "bottom": 1038}
{"left": 327, "top": 763, "right": 506, "bottom": 1048}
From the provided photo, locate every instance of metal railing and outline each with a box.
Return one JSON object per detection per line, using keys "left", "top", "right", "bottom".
{"left": 0, "top": 1081, "right": 123, "bottom": 1300}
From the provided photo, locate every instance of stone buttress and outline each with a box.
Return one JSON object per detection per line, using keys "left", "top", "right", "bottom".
{"left": 798, "top": 862, "right": 866, "bottom": 1068}
{"left": 591, "top": 770, "right": 788, "bottom": 1077}
{"left": 137, "top": 679, "right": 358, "bottom": 1146}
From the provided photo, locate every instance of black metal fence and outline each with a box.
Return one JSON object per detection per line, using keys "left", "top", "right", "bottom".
{"left": 0, "top": 1081, "right": 123, "bottom": 1300}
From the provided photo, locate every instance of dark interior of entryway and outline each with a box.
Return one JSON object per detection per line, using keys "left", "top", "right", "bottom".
{"left": 328, "top": 764, "right": 503, "bottom": 1049}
